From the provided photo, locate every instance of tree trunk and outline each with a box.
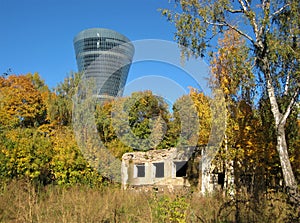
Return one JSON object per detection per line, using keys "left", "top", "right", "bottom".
{"left": 261, "top": 56, "right": 300, "bottom": 208}
{"left": 277, "top": 123, "right": 300, "bottom": 205}
{"left": 277, "top": 123, "right": 297, "bottom": 189}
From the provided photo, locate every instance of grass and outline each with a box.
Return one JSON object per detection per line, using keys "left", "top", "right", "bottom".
{"left": 0, "top": 180, "right": 298, "bottom": 222}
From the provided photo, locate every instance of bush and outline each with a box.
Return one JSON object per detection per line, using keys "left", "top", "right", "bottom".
{"left": 152, "top": 194, "right": 189, "bottom": 223}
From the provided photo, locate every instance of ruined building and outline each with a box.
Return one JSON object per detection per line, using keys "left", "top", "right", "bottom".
{"left": 121, "top": 147, "right": 234, "bottom": 193}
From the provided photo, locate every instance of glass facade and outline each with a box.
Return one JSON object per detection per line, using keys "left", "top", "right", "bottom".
{"left": 73, "top": 28, "right": 134, "bottom": 99}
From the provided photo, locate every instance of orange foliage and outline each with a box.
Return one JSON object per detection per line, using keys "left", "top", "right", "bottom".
{"left": 0, "top": 75, "right": 46, "bottom": 127}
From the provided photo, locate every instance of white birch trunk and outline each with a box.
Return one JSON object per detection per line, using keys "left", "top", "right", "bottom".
{"left": 264, "top": 63, "right": 299, "bottom": 205}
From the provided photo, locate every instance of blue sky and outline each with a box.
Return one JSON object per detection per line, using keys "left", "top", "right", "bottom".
{"left": 0, "top": 0, "right": 210, "bottom": 101}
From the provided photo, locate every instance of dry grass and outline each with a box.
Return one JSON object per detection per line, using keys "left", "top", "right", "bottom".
{"left": 0, "top": 181, "right": 152, "bottom": 223}
{"left": 0, "top": 180, "right": 298, "bottom": 223}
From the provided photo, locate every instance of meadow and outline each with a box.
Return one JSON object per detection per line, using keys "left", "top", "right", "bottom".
{"left": 0, "top": 180, "right": 297, "bottom": 223}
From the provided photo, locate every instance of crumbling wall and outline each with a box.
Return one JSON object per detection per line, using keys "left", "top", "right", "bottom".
{"left": 121, "top": 147, "right": 233, "bottom": 193}
{"left": 122, "top": 148, "right": 191, "bottom": 189}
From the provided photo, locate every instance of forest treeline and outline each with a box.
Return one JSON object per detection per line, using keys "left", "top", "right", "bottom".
{"left": 0, "top": 31, "right": 299, "bottom": 193}
{"left": 0, "top": 70, "right": 298, "bottom": 191}
{"left": 0, "top": 70, "right": 211, "bottom": 185}
{"left": 0, "top": 32, "right": 299, "bottom": 223}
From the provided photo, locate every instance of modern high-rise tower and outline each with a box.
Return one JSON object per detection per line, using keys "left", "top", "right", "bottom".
{"left": 73, "top": 28, "right": 134, "bottom": 99}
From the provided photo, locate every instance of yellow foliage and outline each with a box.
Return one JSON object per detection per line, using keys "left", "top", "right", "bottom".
{"left": 0, "top": 74, "right": 46, "bottom": 127}
{"left": 189, "top": 88, "right": 212, "bottom": 145}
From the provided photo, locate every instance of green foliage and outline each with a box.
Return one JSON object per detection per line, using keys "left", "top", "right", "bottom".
{"left": 26, "top": 72, "right": 50, "bottom": 93}
{"left": 172, "top": 94, "right": 199, "bottom": 147}
{"left": 152, "top": 195, "right": 189, "bottom": 223}
{"left": 0, "top": 128, "right": 53, "bottom": 183}
{"left": 95, "top": 99, "right": 133, "bottom": 159}
{"left": 124, "top": 91, "right": 170, "bottom": 150}
{"left": 0, "top": 126, "right": 102, "bottom": 186}
{"left": 47, "top": 72, "right": 82, "bottom": 126}
{"left": 49, "top": 127, "right": 102, "bottom": 186}
{"left": 95, "top": 100, "right": 116, "bottom": 143}
{"left": 109, "top": 91, "right": 172, "bottom": 151}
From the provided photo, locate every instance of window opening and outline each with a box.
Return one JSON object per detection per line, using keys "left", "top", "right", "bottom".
{"left": 134, "top": 163, "right": 145, "bottom": 178}
{"left": 174, "top": 161, "right": 188, "bottom": 177}
{"left": 153, "top": 162, "right": 164, "bottom": 178}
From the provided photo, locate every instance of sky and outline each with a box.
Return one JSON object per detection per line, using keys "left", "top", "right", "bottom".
{"left": 0, "top": 0, "right": 210, "bottom": 102}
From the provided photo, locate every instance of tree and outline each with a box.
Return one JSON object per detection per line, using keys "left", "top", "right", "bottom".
{"left": 189, "top": 88, "right": 212, "bottom": 146}
{"left": 259, "top": 95, "right": 300, "bottom": 187}
{"left": 210, "top": 30, "right": 254, "bottom": 103}
{"left": 173, "top": 89, "right": 212, "bottom": 147}
{"left": 172, "top": 94, "right": 200, "bottom": 147}
{"left": 111, "top": 91, "right": 170, "bottom": 151}
{"left": 0, "top": 127, "right": 54, "bottom": 184}
{"left": 0, "top": 74, "right": 46, "bottom": 128}
{"left": 50, "top": 126, "right": 102, "bottom": 186}
{"left": 47, "top": 72, "right": 82, "bottom": 126}
{"left": 95, "top": 99, "right": 132, "bottom": 159}
{"left": 162, "top": 0, "right": 299, "bottom": 203}
{"left": 95, "top": 100, "right": 116, "bottom": 144}
{"left": 210, "top": 29, "right": 258, "bottom": 195}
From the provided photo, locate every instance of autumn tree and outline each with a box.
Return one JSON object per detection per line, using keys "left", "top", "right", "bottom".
{"left": 50, "top": 126, "right": 102, "bottom": 186}
{"left": 162, "top": 0, "right": 299, "bottom": 203}
{"left": 189, "top": 88, "right": 212, "bottom": 146}
{"left": 95, "top": 100, "right": 116, "bottom": 144}
{"left": 210, "top": 30, "right": 260, "bottom": 194}
{"left": 0, "top": 74, "right": 46, "bottom": 128}
{"left": 95, "top": 99, "right": 132, "bottom": 159}
{"left": 0, "top": 128, "right": 53, "bottom": 183}
{"left": 0, "top": 73, "right": 103, "bottom": 186}
{"left": 111, "top": 91, "right": 171, "bottom": 151}
{"left": 210, "top": 30, "right": 254, "bottom": 103}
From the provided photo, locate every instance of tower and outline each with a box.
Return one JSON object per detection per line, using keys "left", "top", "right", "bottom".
{"left": 73, "top": 28, "right": 134, "bottom": 99}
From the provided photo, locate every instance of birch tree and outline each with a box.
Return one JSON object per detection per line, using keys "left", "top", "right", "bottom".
{"left": 162, "top": 0, "right": 299, "bottom": 204}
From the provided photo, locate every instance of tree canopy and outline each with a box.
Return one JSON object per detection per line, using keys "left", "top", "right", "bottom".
{"left": 162, "top": 0, "right": 299, "bottom": 204}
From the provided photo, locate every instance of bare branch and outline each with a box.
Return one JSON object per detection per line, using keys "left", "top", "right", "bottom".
{"left": 238, "top": 0, "right": 260, "bottom": 43}
{"left": 244, "top": 0, "right": 251, "bottom": 8}
{"left": 238, "top": 0, "right": 248, "bottom": 13}
{"left": 226, "top": 23, "right": 255, "bottom": 44}
{"left": 204, "top": 19, "right": 226, "bottom": 27}
{"left": 270, "top": 4, "right": 290, "bottom": 20}
{"left": 204, "top": 19, "right": 255, "bottom": 44}
{"left": 258, "top": 0, "right": 270, "bottom": 38}
{"left": 283, "top": 73, "right": 290, "bottom": 96}
{"left": 227, "top": 8, "right": 243, "bottom": 14}
{"left": 281, "top": 88, "right": 299, "bottom": 124}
